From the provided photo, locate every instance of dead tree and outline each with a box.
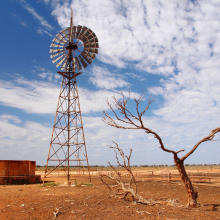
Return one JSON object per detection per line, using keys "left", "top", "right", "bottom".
{"left": 101, "top": 142, "right": 155, "bottom": 205}
{"left": 102, "top": 91, "right": 220, "bottom": 207}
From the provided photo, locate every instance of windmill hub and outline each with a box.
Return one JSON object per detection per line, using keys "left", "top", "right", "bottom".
{"left": 66, "top": 42, "right": 78, "bottom": 50}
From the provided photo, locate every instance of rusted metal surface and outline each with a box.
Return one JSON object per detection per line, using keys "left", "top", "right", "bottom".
{"left": 0, "top": 175, "right": 41, "bottom": 185}
{"left": 0, "top": 160, "right": 36, "bottom": 176}
{"left": 0, "top": 160, "right": 41, "bottom": 184}
{"left": 44, "top": 9, "right": 99, "bottom": 182}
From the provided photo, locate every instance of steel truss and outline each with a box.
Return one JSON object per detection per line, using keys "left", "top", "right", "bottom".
{"left": 44, "top": 72, "right": 91, "bottom": 182}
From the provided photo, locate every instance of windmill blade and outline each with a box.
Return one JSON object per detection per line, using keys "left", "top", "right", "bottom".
{"left": 61, "top": 33, "right": 69, "bottom": 42}
{"left": 52, "top": 38, "right": 64, "bottom": 44}
{"left": 65, "top": 28, "right": 70, "bottom": 35}
{"left": 60, "top": 37, "right": 67, "bottom": 43}
{"left": 60, "top": 56, "right": 67, "bottom": 64}
{"left": 78, "top": 26, "right": 89, "bottom": 40}
{"left": 81, "top": 52, "right": 92, "bottom": 64}
{"left": 50, "top": 53, "right": 58, "bottom": 58}
{"left": 54, "top": 33, "right": 67, "bottom": 44}
{"left": 80, "top": 36, "right": 87, "bottom": 43}
{"left": 50, "top": 50, "right": 64, "bottom": 58}
{"left": 81, "top": 30, "right": 96, "bottom": 43}
{"left": 52, "top": 54, "right": 64, "bottom": 63}
{"left": 56, "top": 56, "right": 66, "bottom": 67}
{"left": 85, "top": 51, "right": 96, "bottom": 60}
{"left": 91, "top": 42, "right": 99, "bottom": 48}
{"left": 83, "top": 37, "right": 98, "bottom": 44}
{"left": 83, "top": 47, "right": 98, "bottom": 54}
{"left": 60, "top": 29, "right": 69, "bottom": 41}
{"left": 80, "top": 31, "right": 92, "bottom": 42}
{"left": 50, "top": 51, "right": 65, "bottom": 59}
{"left": 84, "top": 29, "right": 92, "bottom": 37}
{"left": 55, "top": 33, "right": 63, "bottom": 40}
{"left": 75, "top": 57, "right": 82, "bottom": 71}
{"left": 84, "top": 42, "right": 99, "bottom": 48}
{"left": 79, "top": 55, "right": 88, "bottom": 68}
{"left": 50, "top": 44, "right": 64, "bottom": 48}
{"left": 78, "top": 26, "right": 88, "bottom": 36}
{"left": 61, "top": 28, "right": 70, "bottom": 41}
{"left": 59, "top": 29, "right": 67, "bottom": 33}
{"left": 75, "top": 25, "right": 82, "bottom": 38}
{"left": 60, "top": 57, "right": 68, "bottom": 70}
{"left": 60, "top": 28, "right": 70, "bottom": 38}
{"left": 50, "top": 49, "right": 65, "bottom": 55}
{"left": 86, "top": 32, "right": 96, "bottom": 39}
{"left": 86, "top": 34, "right": 95, "bottom": 41}
{"left": 50, "top": 43, "right": 65, "bottom": 48}
{"left": 50, "top": 49, "right": 64, "bottom": 54}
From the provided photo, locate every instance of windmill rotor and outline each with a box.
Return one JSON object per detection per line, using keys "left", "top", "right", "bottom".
{"left": 50, "top": 25, "right": 99, "bottom": 72}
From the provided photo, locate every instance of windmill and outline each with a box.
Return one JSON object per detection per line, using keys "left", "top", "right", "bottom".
{"left": 44, "top": 9, "right": 98, "bottom": 182}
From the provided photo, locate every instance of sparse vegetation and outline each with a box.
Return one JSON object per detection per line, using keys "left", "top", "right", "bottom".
{"left": 38, "top": 182, "right": 59, "bottom": 187}
{"left": 76, "top": 183, "right": 93, "bottom": 187}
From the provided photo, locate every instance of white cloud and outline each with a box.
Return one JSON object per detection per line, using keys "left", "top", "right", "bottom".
{"left": 149, "top": 66, "right": 220, "bottom": 124}
{"left": 88, "top": 66, "right": 129, "bottom": 89}
{"left": 0, "top": 77, "right": 138, "bottom": 115}
{"left": 0, "top": 115, "right": 21, "bottom": 124}
{"left": 34, "top": 65, "right": 61, "bottom": 82}
{"left": 0, "top": 78, "right": 59, "bottom": 114}
{"left": 43, "top": 0, "right": 50, "bottom": 5}
{"left": 20, "top": 21, "right": 28, "bottom": 27}
{"left": 12, "top": 13, "right": 29, "bottom": 27}
{"left": 125, "top": 72, "right": 146, "bottom": 81}
{"left": 0, "top": 118, "right": 51, "bottom": 164}
{"left": 19, "top": 0, "right": 53, "bottom": 36}
{"left": 38, "top": 72, "right": 47, "bottom": 79}
{"left": 37, "top": 28, "right": 53, "bottom": 37}
{"left": 50, "top": 0, "right": 220, "bottom": 79}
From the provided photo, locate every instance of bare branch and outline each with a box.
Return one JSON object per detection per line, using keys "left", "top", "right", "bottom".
{"left": 176, "top": 149, "right": 185, "bottom": 154}
{"left": 181, "top": 127, "right": 220, "bottom": 161}
{"left": 102, "top": 92, "right": 174, "bottom": 155}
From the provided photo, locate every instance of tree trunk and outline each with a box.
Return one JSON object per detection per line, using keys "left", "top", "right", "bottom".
{"left": 174, "top": 156, "right": 198, "bottom": 207}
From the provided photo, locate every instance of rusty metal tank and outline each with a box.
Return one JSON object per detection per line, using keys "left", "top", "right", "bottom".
{"left": 0, "top": 160, "right": 41, "bottom": 184}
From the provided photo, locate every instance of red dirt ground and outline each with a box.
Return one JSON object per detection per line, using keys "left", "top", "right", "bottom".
{"left": 0, "top": 175, "right": 220, "bottom": 220}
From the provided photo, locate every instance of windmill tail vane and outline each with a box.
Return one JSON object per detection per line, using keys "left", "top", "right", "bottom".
{"left": 44, "top": 9, "right": 98, "bottom": 183}
{"left": 70, "top": 8, "right": 73, "bottom": 43}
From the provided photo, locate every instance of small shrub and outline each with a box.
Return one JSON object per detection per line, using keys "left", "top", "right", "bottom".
{"left": 38, "top": 182, "right": 58, "bottom": 187}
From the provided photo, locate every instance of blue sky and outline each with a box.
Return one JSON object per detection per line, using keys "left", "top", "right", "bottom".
{"left": 0, "top": 0, "right": 220, "bottom": 166}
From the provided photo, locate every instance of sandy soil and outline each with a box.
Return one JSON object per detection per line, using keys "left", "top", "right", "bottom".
{"left": 0, "top": 174, "right": 220, "bottom": 220}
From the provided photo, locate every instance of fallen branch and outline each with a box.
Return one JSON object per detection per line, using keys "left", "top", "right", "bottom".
{"left": 54, "top": 208, "right": 60, "bottom": 218}
{"left": 101, "top": 143, "right": 155, "bottom": 205}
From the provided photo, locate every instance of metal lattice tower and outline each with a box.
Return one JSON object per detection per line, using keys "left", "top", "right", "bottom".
{"left": 44, "top": 9, "right": 98, "bottom": 182}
